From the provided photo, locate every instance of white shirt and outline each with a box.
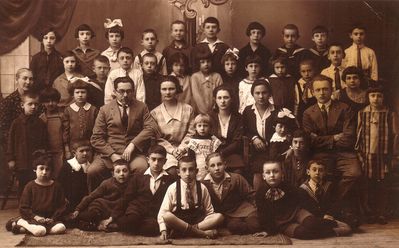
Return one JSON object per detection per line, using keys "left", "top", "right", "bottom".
{"left": 344, "top": 43, "right": 378, "bottom": 80}
{"left": 116, "top": 100, "right": 130, "bottom": 117}
{"left": 320, "top": 64, "right": 346, "bottom": 90}
{"left": 67, "top": 157, "right": 89, "bottom": 173}
{"left": 143, "top": 167, "right": 169, "bottom": 194}
{"left": 201, "top": 38, "right": 224, "bottom": 53}
{"left": 157, "top": 179, "right": 214, "bottom": 232}
{"left": 218, "top": 114, "right": 231, "bottom": 138}
{"left": 104, "top": 67, "right": 145, "bottom": 104}
{"left": 238, "top": 78, "right": 255, "bottom": 114}
{"left": 101, "top": 47, "right": 121, "bottom": 70}
{"left": 317, "top": 100, "right": 332, "bottom": 114}
{"left": 252, "top": 104, "right": 274, "bottom": 139}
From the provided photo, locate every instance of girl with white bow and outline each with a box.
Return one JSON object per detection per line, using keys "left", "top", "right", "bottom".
{"left": 102, "top": 18, "right": 124, "bottom": 70}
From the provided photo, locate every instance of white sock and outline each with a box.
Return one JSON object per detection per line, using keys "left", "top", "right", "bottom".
{"left": 16, "top": 219, "right": 46, "bottom": 236}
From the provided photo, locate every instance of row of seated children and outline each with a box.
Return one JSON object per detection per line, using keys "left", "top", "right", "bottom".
{"left": 30, "top": 16, "right": 378, "bottom": 112}
{"left": 6, "top": 144, "right": 353, "bottom": 240}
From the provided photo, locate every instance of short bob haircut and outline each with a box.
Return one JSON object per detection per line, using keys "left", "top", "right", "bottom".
{"left": 32, "top": 150, "right": 53, "bottom": 170}
{"left": 75, "top": 24, "right": 96, "bottom": 38}
{"left": 39, "top": 27, "right": 60, "bottom": 42}
{"left": 341, "top": 66, "right": 367, "bottom": 89}
{"left": 246, "top": 21, "right": 266, "bottom": 37}
{"left": 193, "top": 114, "right": 212, "bottom": 127}
{"left": 67, "top": 79, "right": 90, "bottom": 96}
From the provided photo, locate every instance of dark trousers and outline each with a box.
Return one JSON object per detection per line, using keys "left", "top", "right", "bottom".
{"left": 224, "top": 212, "right": 260, "bottom": 234}
{"left": 116, "top": 213, "right": 159, "bottom": 236}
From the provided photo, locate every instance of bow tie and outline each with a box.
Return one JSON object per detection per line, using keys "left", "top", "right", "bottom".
{"left": 265, "top": 187, "right": 285, "bottom": 201}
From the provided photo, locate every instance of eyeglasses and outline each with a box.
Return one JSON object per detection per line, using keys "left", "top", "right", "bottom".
{"left": 116, "top": 89, "right": 134, "bottom": 95}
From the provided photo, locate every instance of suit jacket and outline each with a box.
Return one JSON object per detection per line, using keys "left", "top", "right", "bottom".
{"left": 209, "top": 111, "right": 243, "bottom": 157}
{"left": 112, "top": 172, "right": 175, "bottom": 219}
{"left": 302, "top": 100, "right": 356, "bottom": 151}
{"left": 91, "top": 99, "right": 158, "bottom": 157}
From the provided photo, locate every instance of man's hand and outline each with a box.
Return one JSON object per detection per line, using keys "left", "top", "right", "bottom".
{"left": 253, "top": 137, "right": 266, "bottom": 151}
{"left": 323, "top": 214, "right": 335, "bottom": 221}
{"left": 34, "top": 215, "right": 46, "bottom": 224}
{"left": 122, "top": 143, "right": 135, "bottom": 161}
{"left": 160, "top": 230, "right": 168, "bottom": 240}
{"left": 70, "top": 210, "right": 79, "bottom": 220}
{"left": 8, "top": 160, "right": 16, "bottom": 171}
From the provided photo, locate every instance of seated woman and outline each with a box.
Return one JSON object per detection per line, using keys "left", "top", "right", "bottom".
{"left": 242, "top": 80, "right": 277, "bottom": 190}
{"left": 151, "top": 75, "right": 195, "bottom": 176}
{"left": 209, "top": 85, "right": 245, "bottom": 174}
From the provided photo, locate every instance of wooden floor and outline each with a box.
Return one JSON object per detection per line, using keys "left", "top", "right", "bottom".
{"left": 1, "top": 199, "right": 398, "bottom": 247}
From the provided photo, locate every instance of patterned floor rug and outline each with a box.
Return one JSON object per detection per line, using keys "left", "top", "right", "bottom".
{"left": 17, "top": 228, "right": 292, "bottom": 246}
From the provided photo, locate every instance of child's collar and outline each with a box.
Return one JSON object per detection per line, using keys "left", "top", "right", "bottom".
{"left": 70, "top": 102, "right": 91, "bottom": 112}
{"left": 67, "top": 157, "right": 89, "bottom": 172}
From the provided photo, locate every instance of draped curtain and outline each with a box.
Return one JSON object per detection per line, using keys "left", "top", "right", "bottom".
{"left": 0, "top": 0, "right": 77, "bottom": 55}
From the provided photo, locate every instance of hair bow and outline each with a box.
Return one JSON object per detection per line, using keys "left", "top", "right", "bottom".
{"left": 104, "top": 18, "right": 123, "bottom": 29}
{"left": 277, "top": 108, "right": 295, "bottom": 119}
{"left": 224, "top": 48, "right": 239, "bottom": 60}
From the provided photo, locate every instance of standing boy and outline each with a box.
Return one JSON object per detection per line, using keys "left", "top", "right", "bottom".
{"left": 321, "top": 43, "right": 346, "bottom": 91}
{"left": 238, "top": 21, "right": 271, "bottom": 78}
{"left": 141, "top": 53, "right": 163, "bottom": 110}
{"left": 307, "top": 26, "right": 330, "bottom": 73}
{"left": 6, "top": 92, "right": 47, "bottom": 196}
{"left": 158, "top": 155, "right": 223, "bottom": 240}
{"left": 344, "top": 24, "right": 378, "bottom": 81}
{"left": 192, "top": 17, "right": 229, "bottom": 74}
{"left": 133, "top": 29, "right": 167, "bottom": 75}
{"left": 163, "top": 20, "right": 192, "bottom": 74}
{"left": 87, "top": 55, "right": 111, "bottom": 108}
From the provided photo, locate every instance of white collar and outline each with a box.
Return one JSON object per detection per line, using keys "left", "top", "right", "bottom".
{"left": 144, "top": 167, "right": 169, "bottom": 179}
{"left": 270, "top": 132, "right": 287, "bottom": 142}
{"left": 67, "top": 157, "right": 89, "bottom": 172}
{"left": 160, "top": 102, "right": 182, "bottom": 123}
{"left": 70, "top": 102, "right": 91, "bottom": 112}
{"left": 317, "top": 100, "right": 332, "bottom": 110}
{"left": 203, "top": 172, "right": 231, "bottom": 184}
{"left": 201, "top": 38, "right": 223, "bottom": 45}
{"left": 298, "top": 78, "right": 308, "bottom": 86}
{"left": 269, "top": 73, "right": 292, "bottom": 78}
{"left": 251, "top": 103, "right": 275, "bottom": 115}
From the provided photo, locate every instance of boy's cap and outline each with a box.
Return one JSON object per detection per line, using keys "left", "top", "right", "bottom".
{"left": 246, "top": 21, "right": 266, "bottom": 36}
{"left": 312, "top": 25, "right": 328, "bottom": 35}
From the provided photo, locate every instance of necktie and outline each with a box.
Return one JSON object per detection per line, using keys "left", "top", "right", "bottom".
{"left": 315, "top": 184, "right": 323, "bottom": 202}
{"left": 121, "top": 105, "right": 128, "bottom": 129}
{"left": 185, "top": 183, "right": 195, "bottom": 209}
{"left": 357, "top": 46, "right": 362, "bottom": 69}
{"left": 320, "top": 104, "right": 328, "bottom": 131}
{"left": 334, "top": 67, "right": 341, "bottom": 90}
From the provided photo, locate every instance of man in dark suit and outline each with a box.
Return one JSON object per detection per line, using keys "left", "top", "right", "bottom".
{"left": 302, "top": 74, "right": 361, "bottom": 218}
{"left": 89, "top": 76, "right": 158, "bottom": 191}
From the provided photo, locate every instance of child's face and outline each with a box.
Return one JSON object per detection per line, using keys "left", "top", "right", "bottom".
{"left": 292, "top": 137, "right": 305, "bottom": 156}
{"left": 113, "top": 164, "right": 129, "bottom": 184}
{"left": 203, "top": 22, "right": 219, "bottom": 40}
{"left": 172, "top": 61, "right": 185, "bottom": 76}
{"left": 21, "top": 96, "right": 39, "bottom": 115}
{"left": 249, "top": 29, "right": 263, "bottom": 45}
{"left": 312, "top": 32, "right": 328, "bottom": 48}
{"left": 283, "top": 29, "right": 299, "bottom": 48}
{"left": 93, "top": 60, "right": 110, "bottom": 80}
{"left": 245, "top": 62, "right": 260, "bottom": 79}
{"left": 196, "top": 122, "right": 210, "bottom": 136}
{"left": 345, "top": 74, "right": 361, "bottom": 89}
{"left": 43, "top": 99, "right": 59, "bottom": 113}
{"left": 206, "top": 155, "right": 226, "bottom": 181}
{"left": 118, "top": 51, "right": 133, "bottom": 70}
{"left": 148, "top": 153, "right": 166, "bottom": 175}
{"left": 74, "top": 145, "right": 92, "bottom": 164}
{"left": 160, "top": 81, "right": 177, "bottom": 101}
{"left": 350, "top": 28, "right": 366, "bottom": 45}
{"left": 215, "top": 89, "right": 232, "bottom": 111}
{"left": 253, "top": 85, "right": 270, "bottom": 106}
{"left": 42, "top": 31, "right": 56, "bottom": 50}
{"left": 312, "top": 80, "right": 332, "bottom": 104}
{"left": 275, "top": 123, "right": 287, "bottom": 137}
{"left": 141, "top": 32, "right": 158, "bottom": 52}
{"left": 328, "top": 46, "right": 344, "bottom": 66}
{"left": 108, "top": 32, "right": 122, "bottom": 48}
{"left": 368, "top": 92, "right": 384, "bottom": 108}
{"left": 35, "top": 164, "right": 51, "bottom": 182}
{"left": 178, "top": 161, "right": 198, "bottom": 184}
{"left": 224, "top": 58, "right": 237, "bottom": 75}
{"left": 307, "top": 163, "right": 325, "bottom": 184}
{"left": 142, "top": 56, "right": 157, "bottom": 74}
{"left": 274, "top": 62, "right": 287, "bottom": 77}
{"left": 262, "top": 162, "right": 282, "bottom": 187}
{"left": 199, "top": 59, "right": 212, "bottom": 74}
{"left": 73, "top": 89, "right": 88, "bottom": 104}
{"left": 63, "top": 56, "right": 76, "bottom": 73}
{"left": 171, "top": 23, "right": 185, "bottom": 41}
{"left": 299, "top": 64, "right": 315, "bottom": 82}
{"left": 77, "top": 30, "right": 92, "bottom": 46}
{"left": 16, "top": 70, "right": 34, "bottom": 92}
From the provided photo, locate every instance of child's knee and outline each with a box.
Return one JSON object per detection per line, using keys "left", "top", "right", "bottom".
{"left": 214, "top": 213, "right": 224, "bottom": 224}
{"left": 162, "top": 211, "right": 176, "bottom": 224}
{"left": 31, "top": 226, "right": 47, "bottom": 237}
{"left": 50, "top": 223, "right": 66, "bottom": 234}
